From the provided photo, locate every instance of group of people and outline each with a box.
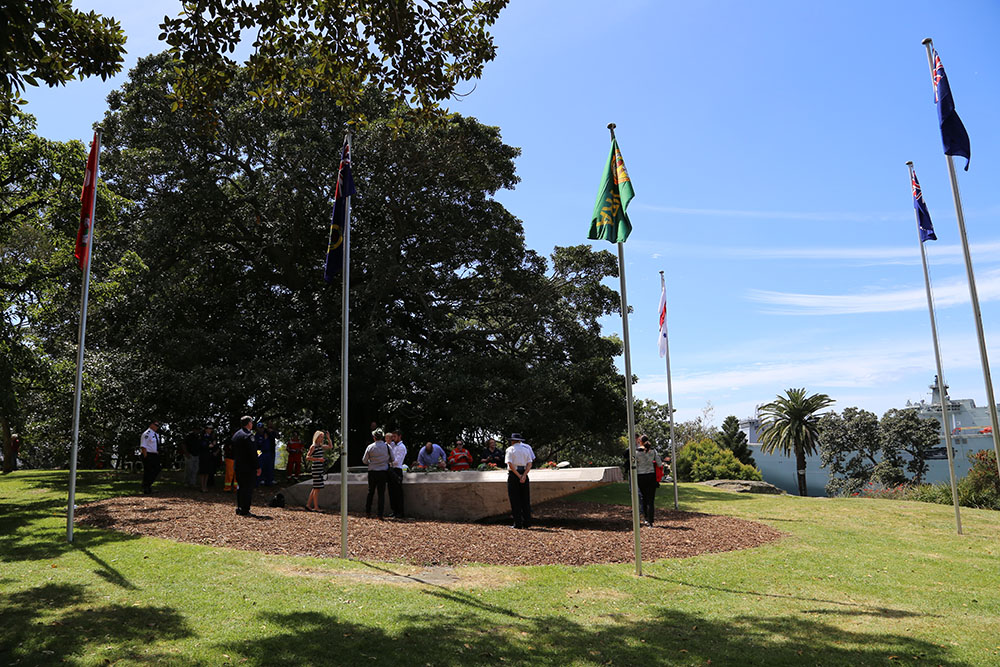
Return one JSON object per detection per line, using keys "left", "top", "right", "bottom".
{"left": 137, "top": 416, "right": 665, "bottom": 529}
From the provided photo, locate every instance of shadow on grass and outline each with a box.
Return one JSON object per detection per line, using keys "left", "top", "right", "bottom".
{"left": 216, "top": 600, "right": 966, "bottom": 667}
{"left": 0, "top": 583, "right": 193, "bottom": 666}
{"left": 644, "top": 574, "right": 937, "bottom": 619}
{"left": 0, "top": 497, "right": 141, "bottom": 563}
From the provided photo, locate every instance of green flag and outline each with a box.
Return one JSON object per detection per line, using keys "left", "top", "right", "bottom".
{"left": 588, "top": 138, "right": 634, "bottom": 244}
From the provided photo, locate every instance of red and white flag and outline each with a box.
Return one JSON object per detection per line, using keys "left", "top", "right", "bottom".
{"left": 658, "top": 273, "right": 668, "bottom": 358}
{"left": 75, "top": 133, "right": 99, "bottom": 270}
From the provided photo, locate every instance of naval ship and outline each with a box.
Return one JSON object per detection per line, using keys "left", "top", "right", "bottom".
{"left": 740, "top": 377, "right": 991, "bottom": 496}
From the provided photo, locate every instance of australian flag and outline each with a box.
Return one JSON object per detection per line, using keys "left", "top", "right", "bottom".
{"left": 933, "top": 49, "right": 971, "bottom": 171}
{"left": 323, "top": 139, "right": 356, "bottom": 282}
{"left": 911, "top": 167, "right": 936, "bottom": 243}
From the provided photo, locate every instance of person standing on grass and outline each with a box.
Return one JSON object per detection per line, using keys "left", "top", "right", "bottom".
{"left": 305, "top": 430, "right": 331, "bottom": 511}
{"left": 634, "top": 434, "right": 662, "bottom": 527}
{"left": 232, "top": 416, "right": 260, "bottom": 516}
{"left": 505, "top": 433, "right": 535, "bottom": 529}
{"left": 386, "top": 430, "right": 407, "bottom": 518}
{"left": 140, "top": 420, "right": 162, "bottom": 494}
{"left": 362, "top": 428, "right": 392, "bottom": 519}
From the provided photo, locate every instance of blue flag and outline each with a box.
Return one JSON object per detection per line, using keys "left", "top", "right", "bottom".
{"left": 323, "top": 139, "right": 356, "bottom": 282}
{"left": 911, "top": 167, "right": 936, "bottom": 243}
{"left": 933, "top": 49, "right": 971, "bottom": 171}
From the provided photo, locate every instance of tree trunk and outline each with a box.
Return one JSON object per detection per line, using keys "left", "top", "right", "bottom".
{"left": 795, "top": 445, "right": 808, "bottom": 496}
{"left": 1, "top": 415, "right": 13, "bottom": 473}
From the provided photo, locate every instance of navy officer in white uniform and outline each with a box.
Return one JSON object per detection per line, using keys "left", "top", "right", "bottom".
{"left": 504, "top": 433, "right": 535, "bottom": 529}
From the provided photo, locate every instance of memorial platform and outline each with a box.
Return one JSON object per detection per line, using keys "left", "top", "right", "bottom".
{"left": 282, "top": 467, "right": 623, "bottom": 521}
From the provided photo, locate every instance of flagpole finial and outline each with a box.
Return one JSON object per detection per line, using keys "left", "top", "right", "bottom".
{"left": 659, "top": 270, "right": 664, "bottom": 276}
{"left": 607, "top": 123, "right": 616, "bottom": 140}
{"left": 906, "top": 160, "right": 914, "bottom": 166}
{"left": 921, "top": 37, "right": 932, "bottom": 46}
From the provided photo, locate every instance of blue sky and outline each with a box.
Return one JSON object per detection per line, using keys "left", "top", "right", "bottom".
{"left": 26, "top": 1, "right": 1000, "bottom": 425}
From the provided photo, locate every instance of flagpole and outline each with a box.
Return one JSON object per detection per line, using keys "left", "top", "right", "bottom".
{"left": 68, "top": 129, "right": 102, "bottom": 543}
{"left": 921, "top": 38, "right": 1000, "bottom": 480}
{"left": 908, "top": 161, "right": 961, "bottom": 535}
{"left": 660, "top": 272, "right": 679, "bottom": 510}
{"left": 608, "top": 123, "right": 642, "bottom": 576}
{"left": 339, "top": 130, "right": 352, "bottom": 559}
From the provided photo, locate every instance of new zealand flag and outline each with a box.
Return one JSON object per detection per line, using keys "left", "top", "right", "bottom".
{"left": 323, "top": 139, "right": 356, "bottom": 283}
{"left": 933, "top": 49, "right": 971, "bottom": 171}
{"left": 911, "top": 167, "right": 936, "bottom": 243}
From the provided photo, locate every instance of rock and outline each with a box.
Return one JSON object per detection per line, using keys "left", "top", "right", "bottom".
{"left": 701, "top": 479, "right": 784, "bottom": 494}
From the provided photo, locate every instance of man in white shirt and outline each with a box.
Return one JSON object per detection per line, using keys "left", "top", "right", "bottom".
{"left": 504, "top": 432, "right": 535, "bottom": 529}
{"left": 140, "top": 420, "right": 162, "bottom": 494}
{"left": 387, "top": 430, "right": 408, "bottom": 519}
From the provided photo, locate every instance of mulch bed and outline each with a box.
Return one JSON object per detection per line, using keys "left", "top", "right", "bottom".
{"left": 76, "top": 486, "right": 783, "bottom": 566}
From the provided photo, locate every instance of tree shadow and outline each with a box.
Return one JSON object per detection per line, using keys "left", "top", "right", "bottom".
{"left": 0, "top": 583, "right": 193, "bottom": 665}
{"left": 0, "top": 496, "right": 140, "bottom": 563}
{"left": 215, "top": 599, "right": 965, "bottom": 666}
{"left": 642, "top": 574, "right": 936, "bottom": 619}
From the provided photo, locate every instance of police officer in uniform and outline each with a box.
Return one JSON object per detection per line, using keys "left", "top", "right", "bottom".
{"left": 505, "top": 433, "right": 535, "bottom": 529}
{"left": 232, "top": 416, "right": 260, "bottom": 516}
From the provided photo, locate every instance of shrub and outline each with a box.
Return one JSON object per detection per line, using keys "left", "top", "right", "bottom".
{"left": 676, "top": 439, "right": 762, "bottom": 483}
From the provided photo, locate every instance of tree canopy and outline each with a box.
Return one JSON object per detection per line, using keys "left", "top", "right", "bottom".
{"left": 158, "top": 0, "right": 510, "bottom": 124}
{"left": 1, "top": 1, "right": 126, "bottom": 117}
{"left": 818, "top": 406, "right": 940, "bottom": 496}
{"left": 7, "top": 53, "right": 627, "bottom": 468}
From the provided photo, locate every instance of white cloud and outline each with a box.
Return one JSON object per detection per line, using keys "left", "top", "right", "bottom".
{"left": 747, "top": 268, "right": 1000, "bottom": 315}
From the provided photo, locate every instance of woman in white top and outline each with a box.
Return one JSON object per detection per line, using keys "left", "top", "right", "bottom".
{"left": 634, "top": 434, "right": 662, "bottom": 526}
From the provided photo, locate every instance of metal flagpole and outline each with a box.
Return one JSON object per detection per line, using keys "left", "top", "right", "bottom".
{"left": 921, "top": 39, "right": 1000, "bottom": 480}
{"left": 610, "top": 122, "right": 642, "bottom": 576}
{"left": 340, "top": 130, "right": 352, "bottom": 559}
{"left": 618, "top": 241, "right": 642, "bottom": 576}
{"left": 908, "top": 161, "right": 961, "bottom": 535}
{"left": 68, "top": 129, "right": 102, "bottom": 543}
{"left": 659, "top": 271, "right": 679, "bottom": 510}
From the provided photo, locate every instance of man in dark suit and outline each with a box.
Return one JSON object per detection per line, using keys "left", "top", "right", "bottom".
{"left": 232, "top": 416, "right": 260, "bottom": 516}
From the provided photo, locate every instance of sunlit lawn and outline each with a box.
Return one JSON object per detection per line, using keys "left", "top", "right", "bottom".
{"left": 2, "top": 470, "right": 999, "bottom": 666}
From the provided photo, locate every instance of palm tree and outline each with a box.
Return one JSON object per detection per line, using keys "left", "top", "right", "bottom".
{"left": 759, "top": 388, "right": 834, "bottom": 496}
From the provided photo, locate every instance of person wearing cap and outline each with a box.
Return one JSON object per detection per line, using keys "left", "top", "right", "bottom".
{"left": 362, "top": 428, "right": 393, "bottom": 519}
{"left": 140, "top": 420, "right": 162, "bottom": 494}
{"left": 416, "top": 441, "right": 447, "bottom": 468}
{"left": 504, "top": 433, "right": 535, "bottom": 529}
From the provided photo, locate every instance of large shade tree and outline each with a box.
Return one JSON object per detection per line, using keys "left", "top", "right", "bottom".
{"left": 759, "top": 387, "right": 834, "bottom": 496}
{"left": 24, "top": 52, "right": 626, "bottom": 467}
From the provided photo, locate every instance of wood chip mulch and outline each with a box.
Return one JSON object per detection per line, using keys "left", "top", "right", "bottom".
{"left": 75, "top": 487, "right": 784, "bottom": 566}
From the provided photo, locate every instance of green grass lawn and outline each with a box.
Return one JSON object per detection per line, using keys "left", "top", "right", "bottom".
{"left": 2, "top": 470, "right": 999, "bottom": 666}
